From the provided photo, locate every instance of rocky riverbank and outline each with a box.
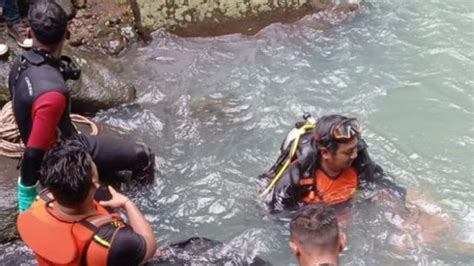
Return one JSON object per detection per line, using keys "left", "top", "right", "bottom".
{"left": 1, "top": 0, "right": 358, "bottom": 111}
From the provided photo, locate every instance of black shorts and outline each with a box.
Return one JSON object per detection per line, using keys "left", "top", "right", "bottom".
{"left": 76, "top": 134, "right": 147, "bottom": 182}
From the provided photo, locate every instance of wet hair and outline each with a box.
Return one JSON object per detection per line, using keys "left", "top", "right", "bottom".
{"left": 40, "top": 139, "right": 93, "bottom": 207}
{"left": 290, "top": 204, "right": 339, "bottom": 252}
{"left": 316, "top": 114, "right": 356, "bottom": 154}
{"left": 28, "top": 0, "right": 68, "bottom": 45}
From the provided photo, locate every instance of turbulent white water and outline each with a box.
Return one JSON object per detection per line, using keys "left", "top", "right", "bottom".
{"left": 1, "top": 0, "right": 473, "bottom": 264}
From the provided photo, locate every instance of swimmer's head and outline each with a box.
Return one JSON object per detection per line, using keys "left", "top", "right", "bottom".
{"left": 290, "top": 204, "right": 346, "bottom": 266}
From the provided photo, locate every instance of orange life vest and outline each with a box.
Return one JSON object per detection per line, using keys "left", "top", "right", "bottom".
{"left": 301, "top": 166, "right": 358, "bottom": 205}
{"left": 17, "top": 190, "right": 125, "bottom": 266}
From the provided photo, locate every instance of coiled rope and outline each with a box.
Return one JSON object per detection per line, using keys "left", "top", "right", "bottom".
{"left": 0, "top": 101, "right": 98, "bottom": 158}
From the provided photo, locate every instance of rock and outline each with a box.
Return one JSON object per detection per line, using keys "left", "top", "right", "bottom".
{"left": 73, "top": 0, "right": 87, "bottom": 9}
{"left": 136, "top": 0, "right": 359, "bottom": 37}
{"left": 0, "top": 56, "right": 10, "bottom": 104}
{"left": 100, "top": 38, "right": 126, "bottom": 56}
{"left": 0, "top": 206, "right": 18, "bottom": 244}
{"left": 0, "top": 35, "right": 20, "bottom": 105}
{"left": 0, "top": 36, "right": 136, "bottom": 113}
{"left": 0, "top": 157, "right": 20, "bottom": 244}
{"left": 0, "top": 88, "right": 9, "bottom": 105}
{"left": 121, "top": 26, "right": 136, "bottom": 40}
{"left": 68, "top": 36, "right": 84, "bottom": 47}
{"left": 64, "top": 47, "right": 136, "bottom": 113}
{"left": 54, "top": 0, "right": 76, "bottom": 20}
{"left": 83, "top": 12, "right": 93, "bottom": 19}
{"left": 110, "top": 17, "right": 121, "bottom": 25}
{"left": 106, "top": 40, "right": 125, "bottom": 55}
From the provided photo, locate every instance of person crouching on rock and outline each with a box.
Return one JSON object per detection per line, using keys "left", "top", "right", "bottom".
{"left": 17, "top": 139, "right": 157, "bottom": 266}
{"left": 8, "top": 0, "right": 155, "bottom": 212}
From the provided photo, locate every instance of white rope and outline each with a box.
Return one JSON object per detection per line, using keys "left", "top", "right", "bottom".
{"left": 0, "top": 101, "right": 99, "bottom": 158}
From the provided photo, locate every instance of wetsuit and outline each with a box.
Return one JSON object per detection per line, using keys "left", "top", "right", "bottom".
{"left": 8, "top": 49, "right": 154, "bottom": 187}
{"left": 261, "top": 136, "right": 406, "bottom": 212}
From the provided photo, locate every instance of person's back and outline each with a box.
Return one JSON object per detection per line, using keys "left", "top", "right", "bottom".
{"left": 289, "top": 204, "right": 345, "bottom": 266}
{"left": 17, "top": 139, "right": 156, "bottom": 265}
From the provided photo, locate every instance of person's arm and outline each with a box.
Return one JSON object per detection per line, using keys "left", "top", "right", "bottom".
{"left": 354, "top": 138, "right": 407, "bottom": 201}
{"left": 264, "top": 163, "right": 302, "bottom": 213}
{"left": 21, "top": 92, "right": 66, "bottom": 186}
{"left": 99, "top": 186, "right": 157, "bottom": 263}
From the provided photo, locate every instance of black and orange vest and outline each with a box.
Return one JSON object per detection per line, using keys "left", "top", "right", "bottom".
{"left": 17, "top": 191, "right": 124, "bottom": 266}
{"left": 301, "top": 166, "right": 358, "bottom": 205}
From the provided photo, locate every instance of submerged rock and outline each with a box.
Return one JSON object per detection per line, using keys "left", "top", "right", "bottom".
{"left": 154, "top": 237, "right": 272, "bottom": 265}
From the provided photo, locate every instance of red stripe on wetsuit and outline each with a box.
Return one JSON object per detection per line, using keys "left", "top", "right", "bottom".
{"left": 27, "top": 91, "right": 66, "bottom": 150}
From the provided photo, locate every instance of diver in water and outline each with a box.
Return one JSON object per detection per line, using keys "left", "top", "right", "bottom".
{"left": 261, "top": 114, "right": 471, "bottom": 257}
{"left": 8, "top": 0, "right": 155, "bottom": 212}
{"left": 260, "top": 113, "right": 406, "bottom": 212}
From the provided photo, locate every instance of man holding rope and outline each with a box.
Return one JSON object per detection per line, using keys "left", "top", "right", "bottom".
{"left": 8, "top": 0, "right": 155, "bottom": 212}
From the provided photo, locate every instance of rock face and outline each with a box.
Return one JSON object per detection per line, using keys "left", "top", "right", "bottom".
{"left": 135, "top": 0, "right": 358, "bottom": 36}
{"left": 0, "top": 61, "right": 10, "bottom": 105}
{"left": 63, "top": 47, "right": 137, "bottom": 113}
{"left": 0, "top": 38, "right": 136, "bottom": 113}
{"left": 0, "top": 155, "right": 20, "bottom": 244}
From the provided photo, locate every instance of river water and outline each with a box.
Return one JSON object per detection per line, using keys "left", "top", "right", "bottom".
{"left": 1, "top": 0, "right": 473, "bottom": 265}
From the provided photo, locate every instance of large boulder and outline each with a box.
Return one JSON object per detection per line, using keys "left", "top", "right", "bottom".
{"left": 134, "top": 0, "right": 359, "bottom": 37}
{"left": 63, "top": 47, "right": 137, "bottom": 113}
{"left": 0, "top": 36, "right": 136, "bottom": 113}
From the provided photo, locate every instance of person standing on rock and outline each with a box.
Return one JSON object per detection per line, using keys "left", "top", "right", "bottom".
{"left": 8, "top": 0, "right": 155, "bottom": 212}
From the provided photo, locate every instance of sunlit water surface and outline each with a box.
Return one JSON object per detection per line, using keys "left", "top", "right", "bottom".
{"left": 1, "top": 0, "right": 473, "bottom": 265}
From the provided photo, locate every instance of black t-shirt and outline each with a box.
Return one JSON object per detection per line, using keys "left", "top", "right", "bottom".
{"left": 94, "top": 222, "right": 147, "bottom": 266}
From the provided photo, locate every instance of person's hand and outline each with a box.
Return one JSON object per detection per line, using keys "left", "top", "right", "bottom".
{"left": 99, "top": 185, "right": 131, "bottom": 209}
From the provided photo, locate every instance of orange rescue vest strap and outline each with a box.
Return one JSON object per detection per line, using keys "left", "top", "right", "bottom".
{"left": 17, "top": 191, "right": 120, "bottom": 265}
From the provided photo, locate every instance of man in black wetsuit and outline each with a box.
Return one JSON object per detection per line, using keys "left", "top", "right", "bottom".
{"left": 260, "top": 114, "right": 406, "bottom": 212}
{"left": 8, "top": 0, "right": 155, "bottom": 212}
